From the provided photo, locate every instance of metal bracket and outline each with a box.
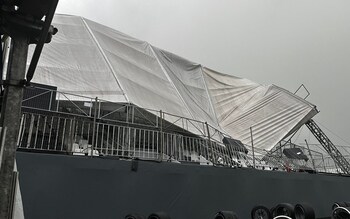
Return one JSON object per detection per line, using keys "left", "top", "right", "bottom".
{"left": 1, "top": 79, "right": 28, "bottom": 87}
{"left": 294, "top": 84, "right": 310, "bottom": 100}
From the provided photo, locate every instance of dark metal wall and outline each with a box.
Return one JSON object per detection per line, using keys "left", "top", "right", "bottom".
{"left": 16, "top": 152, "right": 349, "bottom": 219}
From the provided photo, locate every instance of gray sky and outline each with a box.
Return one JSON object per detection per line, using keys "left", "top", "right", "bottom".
{"left": 56, "top": 0, "right": 350, "bottom": 147}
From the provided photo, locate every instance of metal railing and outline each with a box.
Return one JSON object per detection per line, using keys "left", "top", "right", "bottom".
{"left": 17, "top": 110, "right": 295, "bottom": 170}
{"left": 17, "top": 111, "right": 216, "bottom": 164}
{"left": 17, "top": 85, "right": 346, "bottom": 174}
{"left": 17, "top": 109, "right": 339, "bottom": 173}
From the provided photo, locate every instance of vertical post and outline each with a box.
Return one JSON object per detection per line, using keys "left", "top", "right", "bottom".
{"left": 7, "top": 171, "right": 18, "bottom": 219}
{"left": 91, "top": 97, "right": 98, "bottom": 156}
{"left": 305, "top": 139, "right": 316, "bottom": 171}
{"left": 126, "top": 104, "right": 129, "bottom": 123}
{"left": 56, "top": 92, "right": 60, "bottom": 112}
{"left": 0, "top": 37, "right": 29, "bottom": 219}
{"left": 89, "top": 98, "right": 92, "bottom": 117}
{"left": 0, "top": 128, "right": 7, "bottom": 170}
{"left": 202, "top": 122, "right": 205, "bottom": 136}
{"left": 68, "top": 119, "right": 75, "bottom": 153}
{"left": 279, "top": 141, "right": 283, "bottom": 157}
{"left": 128, "top": 105, "right": 134, "bottom": 156}
{"left": 321, "top": 154, "right": 327, "bottom": 172}
{"left": 98, "top": 100, "right": 101, "bottom": 119}
{"left": 131, "top": 105, "right": 135, "bottom": 124}
{"left": 250, "top": 127, "right": 256, "bottom": 169}
{"left": 1, "top": 37, "right": 11, "bottom": 78}
{"left": 155, "top": 113, "right": 158, "bottom": 128}
{"left": 48, "top": 90, "right": 53, "bottom": 111}
{"left": 205, "top": 122, "right": 214, "bottom": 164}
{"left": 159, "top": 110, "right": 163, "bottom": 161}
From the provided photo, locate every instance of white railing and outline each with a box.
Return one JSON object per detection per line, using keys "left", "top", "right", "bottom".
{"left": 17, "top": 110, "right": 271, "bottom": 168}
{"left": 18, "top": 85, "right": 345, "bottom": 173}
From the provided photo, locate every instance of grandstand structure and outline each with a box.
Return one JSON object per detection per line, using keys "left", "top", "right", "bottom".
{"left": 9, "top": 14, "right": 346, "bottom": 174}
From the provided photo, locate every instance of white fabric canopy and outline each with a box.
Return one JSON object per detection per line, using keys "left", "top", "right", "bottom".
{"left": 29, "top": 14, "right": 318, "bottom": 150}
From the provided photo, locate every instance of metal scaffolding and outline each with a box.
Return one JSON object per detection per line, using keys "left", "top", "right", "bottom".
{"left": 306, "top": 119, "right": 350, "bottom": 174}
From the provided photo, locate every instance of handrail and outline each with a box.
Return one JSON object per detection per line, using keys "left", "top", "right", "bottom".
{"left": 19, "top": 86, "right": 347, "bottom": 174}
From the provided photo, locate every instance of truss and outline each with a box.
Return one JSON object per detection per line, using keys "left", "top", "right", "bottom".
{"left": 306, "top": 119, "right": 350, "bottom": 174}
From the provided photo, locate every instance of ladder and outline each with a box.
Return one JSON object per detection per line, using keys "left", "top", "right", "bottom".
{"left": 306, "top": 119, "right": 350, "bottom": 174}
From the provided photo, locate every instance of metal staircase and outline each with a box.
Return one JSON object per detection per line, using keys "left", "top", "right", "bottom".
{"left": 306, "top": 119, "right": 350, "bottom": 174}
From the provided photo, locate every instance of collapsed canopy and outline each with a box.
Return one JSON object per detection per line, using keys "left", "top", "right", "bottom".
{"left": 28, "top": 14, "right": 318, "bottom": 150}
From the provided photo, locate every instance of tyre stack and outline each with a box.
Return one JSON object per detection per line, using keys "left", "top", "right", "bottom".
{"left": 251, "top": 203, "right": 315, "bottom": 219}
{"left": 125, "top": 212, "right": 171, "bottom": 219}
{"left": 332, "top": 202, "right": 350, "bottom": 219}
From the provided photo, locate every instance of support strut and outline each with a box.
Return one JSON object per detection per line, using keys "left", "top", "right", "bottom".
{"left": 306, "top": 119, "right": 350, "bottom": 174}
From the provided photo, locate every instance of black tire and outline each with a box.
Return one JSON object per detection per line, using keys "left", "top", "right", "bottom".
{"left": 148, "top": 212, "right": 171, "bottom": 219}
{"left": 333, "top": 206, "right": 350, "bottom": 219}
{"left": 294, "top": 203, "right": 315, "bottom": 219}
{"left": 333, "top": 202, "right": 350, "bottom": 210}
{"left": 125, "top": 214, "right": 145, "bottom": 219}
{"left": 272, "top": 203, "right": 295, "bottom": 218}
{"left": 214, "top": 211, "right": 239, "bottom": 219}
{"left": 333, "top": 202, "right": 341, "bottom": 210}
{"left": 271, "top": 207, "right": 277, "bottom": 218}
{"left": 251, "top": 205, "right": 272, "bottom": 219}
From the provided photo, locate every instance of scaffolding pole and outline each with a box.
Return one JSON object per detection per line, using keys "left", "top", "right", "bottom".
{"left": 0, "top": 36, "right": 28, "bottom": 219}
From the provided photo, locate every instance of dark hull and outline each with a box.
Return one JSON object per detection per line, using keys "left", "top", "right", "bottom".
{"left": 17, "top": 151, "right": 350, "bottom": 219}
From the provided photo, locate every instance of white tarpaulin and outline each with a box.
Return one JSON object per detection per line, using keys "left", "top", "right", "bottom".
{"left": 29, "top": 14, "right": 318, "bottom": 150}
{"left": 28, "top": 15, "right": 127, "bottom": 102}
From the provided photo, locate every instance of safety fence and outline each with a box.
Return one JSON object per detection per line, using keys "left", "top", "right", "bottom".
{"left": 17, "top": 109, "right": 338, "bottom": 173}
{"left": 17, "top": 85, "right": 341, "bottom": 173}
{"left": 17, "top": 111, "right": 250, "bottom": 166}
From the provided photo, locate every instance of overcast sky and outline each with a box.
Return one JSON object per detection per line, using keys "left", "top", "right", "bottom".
{"left": 56, "top": 0, "right": 350, "bottom": 148}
